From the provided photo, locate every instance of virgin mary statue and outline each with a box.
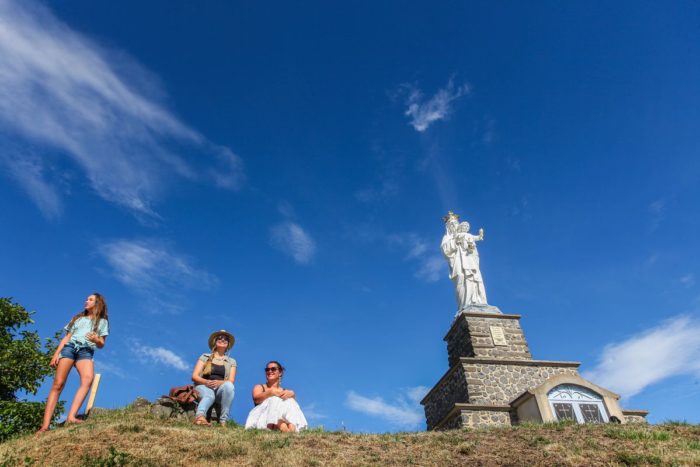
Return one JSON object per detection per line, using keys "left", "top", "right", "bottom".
{"left": 441, "top": 211, "right": 488, "bottom": 310}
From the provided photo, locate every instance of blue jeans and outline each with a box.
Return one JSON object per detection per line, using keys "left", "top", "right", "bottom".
{"left": 195, "top": 382, "right": 234, "bottom": 423}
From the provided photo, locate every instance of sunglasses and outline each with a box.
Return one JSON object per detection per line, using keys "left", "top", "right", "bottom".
{"left": 264, "top": 367, "right": 280, "bottom": 373}
{"left": 216, "top": 336, "right": 229, "bottom": 342}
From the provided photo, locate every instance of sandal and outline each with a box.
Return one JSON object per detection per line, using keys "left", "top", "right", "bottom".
{"left": 194, "top": 416, "right": 211, "bottom": 426}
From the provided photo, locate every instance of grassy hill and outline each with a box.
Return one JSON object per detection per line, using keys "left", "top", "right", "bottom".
{"left": 0, "top": 405, "right": 698, "bottom": 466}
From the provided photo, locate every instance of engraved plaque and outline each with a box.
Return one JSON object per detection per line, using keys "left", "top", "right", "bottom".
{"left": 490, "top": 325, "right": 507, "bottom": 346}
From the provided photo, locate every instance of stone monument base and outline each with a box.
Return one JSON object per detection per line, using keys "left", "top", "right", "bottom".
{"left": 422, "top": 308, "right": 648, "bottom": 429}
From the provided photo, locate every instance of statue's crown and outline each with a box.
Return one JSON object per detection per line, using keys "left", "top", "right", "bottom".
{"left": 442, "top": 211, "right": 460, "bottom": 223}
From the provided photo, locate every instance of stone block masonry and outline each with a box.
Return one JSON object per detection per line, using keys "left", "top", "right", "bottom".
{"left": 445, "top": 312, "right": 532, "bottom": 366}
{"left": 422, "top": 311, "right": 581, "bottom": 430}
{"left": 422, "top": 309, "right": 647, "bottom": 429}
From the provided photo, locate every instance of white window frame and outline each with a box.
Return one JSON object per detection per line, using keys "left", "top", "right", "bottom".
{"left": 547, "top": 384, "right": 608, "bottom": 423}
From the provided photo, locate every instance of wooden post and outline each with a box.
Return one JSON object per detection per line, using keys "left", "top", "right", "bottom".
{"left": 85, "top": 373, "right": 102, "bottom": 417}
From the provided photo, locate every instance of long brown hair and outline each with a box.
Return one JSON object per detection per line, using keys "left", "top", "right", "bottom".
{"left": 202, "top": 347, "right": 216, "bottom": 377}
{"left": 65, "top": 293, "right": 109, "bottom": 333}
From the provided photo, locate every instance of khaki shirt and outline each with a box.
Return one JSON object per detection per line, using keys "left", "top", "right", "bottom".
{"left": 198, "top": 353, "right": 237, "bottom": 381}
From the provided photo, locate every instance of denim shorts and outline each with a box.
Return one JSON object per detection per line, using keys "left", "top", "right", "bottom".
{"left": 59, "top": 343, "right": 95, "bottom": 361}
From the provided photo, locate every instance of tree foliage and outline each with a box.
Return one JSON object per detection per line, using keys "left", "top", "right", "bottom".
{"left": 0, "top": 297, "right": 62, "bottom": 440}
{"left": 0, "top": 297, "right": 59, "bottom": 401}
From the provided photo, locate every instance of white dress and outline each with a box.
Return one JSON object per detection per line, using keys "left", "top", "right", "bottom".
{"left": 245, "top": 395, "right": 308, "bottom": 431}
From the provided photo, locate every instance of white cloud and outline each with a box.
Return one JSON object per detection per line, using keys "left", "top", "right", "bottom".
{"left": 0, "top": 0, "right": 243, "bottom": 218}
{"left": 345, "top": 387, "right": 427, "bottom": 429}
{"left": 414, "top": 255, "right": 444, "bottom": 283}
{"left": 94, "top": 360, "right": 128, "bottom": 379}
{"left": 0, "top": 150, "right": 62, "bottom": 219}
{"left": 680, "top": 274, "right": 695, "bottom": 288}
{"left": 648, "top": 199, "right": 665, "bottom": 231}
{"left": 649, "top": 200, "right": 665, "bottom": 215}
{"left": 302, "top": 402, "right": 327, "bottom": 421}
{"left": 96, "top": 239, "right": 218, "bottom": 313}
{"left": 97, "top": 239, "right": 218, "bottom": 291}
{"left": 583, "top": 315, "right": 700, "bottom": 399}
{"left": 387, "top": 233, "right": 427, "bottom": 260}
{"left": 131, "top": 341, "right": 189, "bottom": 371}
{"left": 404, "top": 78, "right": 471, "bottom": 132}
{"left": 270, "top": 222, "right": 316, "bottom": 264}
{"left": 386, "top": 233, "right": 445, "bottom": 283}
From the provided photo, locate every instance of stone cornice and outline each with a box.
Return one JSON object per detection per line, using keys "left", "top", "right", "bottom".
{"left": 460, "top": 357, "right": 580, "bottom": 367}
{"left": 622, "top": 410, "right": 649, "bottom": 417}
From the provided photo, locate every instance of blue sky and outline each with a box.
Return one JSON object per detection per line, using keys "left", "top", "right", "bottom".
{"left": 1, "top": 0, "right": 699, "bottom": 432}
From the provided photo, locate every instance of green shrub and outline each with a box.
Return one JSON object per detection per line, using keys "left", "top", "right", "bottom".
{"left": 0, "top": 400, "right": 63, "bottom": 442}
{"left": 0, "top": 297, "right": 63, "bottom": 441}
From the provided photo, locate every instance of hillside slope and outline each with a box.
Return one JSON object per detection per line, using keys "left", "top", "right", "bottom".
{"left": 0, "top": 405, "right": 698, "bottom": 466}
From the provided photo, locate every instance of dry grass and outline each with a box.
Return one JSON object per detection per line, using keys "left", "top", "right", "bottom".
{"left": 0, "top": 407, "right": 698, "bottom": 466}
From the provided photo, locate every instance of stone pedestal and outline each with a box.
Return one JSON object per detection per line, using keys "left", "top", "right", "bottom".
{"left": 422, "top": 311, "right": 580, "bottom": 430}
{"left": 421, "top": 309, "right": 648, "bottom": 429}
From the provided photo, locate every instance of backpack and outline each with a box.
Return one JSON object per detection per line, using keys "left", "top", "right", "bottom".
{"left": 168, "top": 385, "right": 200, "bottom": 405}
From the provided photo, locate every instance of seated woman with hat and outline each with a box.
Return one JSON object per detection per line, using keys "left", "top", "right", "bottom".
{"left": 191, "top": 330, "right": 237, "bottom": 426}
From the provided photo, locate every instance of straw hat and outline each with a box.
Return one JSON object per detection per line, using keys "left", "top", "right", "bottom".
{"left": 208, "top": 329, "right": 235, "bottom": 351}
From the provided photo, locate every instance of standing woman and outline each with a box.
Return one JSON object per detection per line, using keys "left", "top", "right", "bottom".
{"left": 245, "top": 361, "right": 308, "bottom": 432}
{"left": 38, "top": 293, "right": 109, "bottom": 432}
{"left": 191, "top": 330, "right": 237, "bottom": 426}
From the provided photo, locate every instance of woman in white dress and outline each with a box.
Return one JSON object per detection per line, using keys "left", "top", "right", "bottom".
{"left": 244, "top": 361, "right": 308, "bottom": 432}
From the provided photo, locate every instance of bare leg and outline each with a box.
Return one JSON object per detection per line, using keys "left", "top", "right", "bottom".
{"left": 38, "top": 358, "right": 74, "bottom": 432}
{"left": 278, "top": 422, "right": 290, "bottom": 432}
{"left": 287, "top": 423, "right": 296, "bottom": 432}
{"left": 66, "top": 359, "right": 94, "bottom": 423}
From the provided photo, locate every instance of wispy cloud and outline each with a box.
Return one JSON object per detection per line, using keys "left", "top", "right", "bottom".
{"left": 0, "top": 150, "right": 63, "bottom": 219}
{"left": 302, "top": 402, "right": 327, "bottom": 421}
{"left": 270, "top": 221, "right": 316, "bottom": 265}
{"left": 414, "top": 255, "right": 444, "bottom": 283}
{"left": 345, "top": 386, "right": 428, "bottom": 429}
{"left": 98, "top": 239, "right": 218, "bottom": 291}
{"left": 96, "top": 238, "right": 218, "bottom": 312}
{"left": 403, "top": 78, "right": 471, "bottom": 132}
{"left": 354, "top": 141, "right": 404, "bottom": 203}
{"left": 94, "top": 360, "right": 128, "bottom": 379}
{"left": 680, "top": 274, "right": 696, "bottom": 288}
{"left": 0, "top": 0, "right": 244, "bottom": 218}
{"left": 649, "top": 199, "right": 665, "bottom": 231}
{"left": 387, "top": 233, "right": 444, "bottom": 283}
{"left": 583, "top": 315, "right": 700, "bottom": 399}
{"left": 131, "top": 341, "right": 189, "bottom": 371}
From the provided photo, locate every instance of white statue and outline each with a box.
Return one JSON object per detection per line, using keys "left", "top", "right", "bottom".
{"left": 441, "top": 211, "right": 488, "bottom": 310}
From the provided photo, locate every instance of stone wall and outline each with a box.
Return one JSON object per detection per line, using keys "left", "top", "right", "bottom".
{"left": 460, "top": 410, "right": 511, "bottom": 429}
{"left": 445, "top": 313, "right": 532, "bottom": 367}
{"left": 463, "top": 359, "right": 579, "bottom": 405}
{"left": 422, "top": 365, "right": 469, "bottom": 429}
{"left": 422, "top": 358, "right": 580, "bottom": 429}
{"left": 623, "top": 413, "right": 649, "bottom": 424}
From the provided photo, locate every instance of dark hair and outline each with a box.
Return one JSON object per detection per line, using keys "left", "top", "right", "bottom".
{"left": 266, "top": 361, "right": 285, "bottom": 374}
{"left": 65, "top": 293, "right": 109, "bottom": 334}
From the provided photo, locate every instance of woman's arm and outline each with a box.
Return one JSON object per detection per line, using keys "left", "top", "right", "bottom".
{"left": 86, "top": 332, "right": 106, "bottom": 349}
{"left": 50, "top": 333, "right": 71, "bottom": 367}
{"left": 227, "top": 366, "right": 237, "bottom": 384}
{"left": 279, "top": 388, "right": 296, "bottom": 400}
{"left": 192, "top": 359, "right": 213, "bottom": 387}
{"left": 252, "top": 384, "right": 284, "bottom": 405}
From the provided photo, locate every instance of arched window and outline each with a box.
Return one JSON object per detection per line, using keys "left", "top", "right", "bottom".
{"left": 547, "top": 384, "right": 608, "bottom": 423}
